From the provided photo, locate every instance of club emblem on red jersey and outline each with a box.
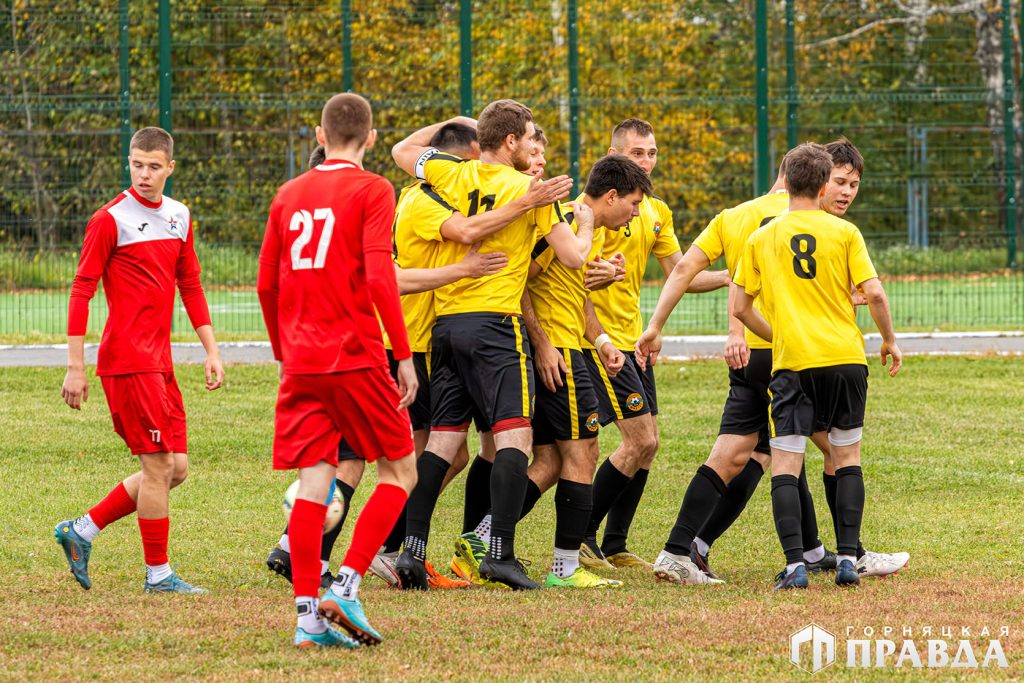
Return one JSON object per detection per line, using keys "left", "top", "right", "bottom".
{"left": 626, "top": 393, "right": 644, "bottom": 411}
{"left": 166, "top": 218, "right": 181, "bottom": 236}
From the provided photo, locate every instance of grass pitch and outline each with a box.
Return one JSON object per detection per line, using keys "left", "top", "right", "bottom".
{"left": 0, "top": 357, "right": 1022, "bottom": 680}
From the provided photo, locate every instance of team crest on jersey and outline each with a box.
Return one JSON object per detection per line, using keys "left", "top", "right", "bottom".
{"left": 626, "top": 393, "right": 644, "bottom": 412}
{"left": 166, "top": 218, "right": 181, "bottom": 237}
{"left": 586, "top": 413, "right": 600, "bottom": 432}
{"left": 653, "top": 222, "right": 662, "bottom": 234}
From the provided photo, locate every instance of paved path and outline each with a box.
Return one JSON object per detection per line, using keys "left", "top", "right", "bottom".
{"left": 1, "top": 332, "right": 1022, "bottom": 367}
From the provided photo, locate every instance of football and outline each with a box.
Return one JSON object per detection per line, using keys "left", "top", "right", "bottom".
{"left": 282, "top": 479, "right": 345, "bottom": 533}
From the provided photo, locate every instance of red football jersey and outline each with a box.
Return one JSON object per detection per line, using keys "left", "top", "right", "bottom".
{"left": 68, "top": 187, "right": 211, "bottom": 376}
{"left": 257, "top": 160, "right": 409, "bottom": 373}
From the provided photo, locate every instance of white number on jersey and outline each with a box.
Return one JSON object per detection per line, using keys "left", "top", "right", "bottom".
{"left": 289, "top": 207, "right": 335, "bottom": 270}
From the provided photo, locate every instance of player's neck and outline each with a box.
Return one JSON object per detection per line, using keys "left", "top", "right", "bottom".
{"left": 583, "top": 196, "right": 610, "bottom": 230}
{"left": 322, "top": 146, "right": 365, "bottom": 168}
{"left": 129, "top": 185, "right": 163, "bottom": 207}
{"left": 479, "top": 149, "right": 513, "bottom": 167}
{"left": 788, "top": 196, "right": 822, "bottom": 211}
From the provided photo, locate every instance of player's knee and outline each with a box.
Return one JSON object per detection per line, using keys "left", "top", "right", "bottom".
{"left": 170, "top": 462, "right": 189, "bottom": 488}
{"left": 141, "top": 453, "right": 175, "bottom": 483}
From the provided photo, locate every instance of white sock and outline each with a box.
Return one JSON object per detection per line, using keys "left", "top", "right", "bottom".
{"left": 552, "top": 547, "right": 580, "bottom": 579}
{"left": 278, "top": 534, "right": 290, "bottom": 552}
{"left": 693, "top": 537, "right": 710, "bottom": 557}
{"left": 295, "top": 597, "right": 325, "bottom": 634}
{"left": 320, "top": 559, "right": 330, "bottom": 575}
{"left": 474, "top": 514, "right": 492, "bottom": 544}
{"left": 146, "top": 563, "right": 173, "bottom": 584}
{"left": 838, "top": 554, "right": 856, "bottom": 566}
{"left": 804, "top": 545, "right": 825, "bottom": 563}
{"left": 73, "top": 514, "right": 101, "bottom": 543}
{"left": 785, "top": 562, "right": 803, "bottom": 575}
{"left": 331, "top": 565, "right": 362, "bottom": 601}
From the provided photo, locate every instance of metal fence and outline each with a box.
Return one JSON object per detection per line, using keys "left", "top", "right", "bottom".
{"left": 1, "top": 1, "right": 1022, "bottom": 341}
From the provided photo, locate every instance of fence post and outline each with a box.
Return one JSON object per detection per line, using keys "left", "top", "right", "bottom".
{"left": 755, "top": 0, "right": 770, "bottom": 194}
{"left": 158, "top": 0, "right": 172, "bottom": 196}
{"left": 1001, "top": 0, "right": 1018, "bottom": 267}
{"left": 119, "top": 0, "right": 131, "bottom": 189}
{"left": 342, "top": 0, "right": 353, "bottom": 91}
{"left": 568, "top": 0, "right": 580, "bottom": 189}
{"left": 460, "top": 0, "right": 472, "bottom": 116}
{"left": 785, "top": 0, "right": 797, "bottom": 150}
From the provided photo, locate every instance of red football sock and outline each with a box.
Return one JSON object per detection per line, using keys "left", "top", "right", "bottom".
{"left": 342, "top": 483, "right": 409, "bottom": 576}
{"left": 289, "top": 498, "right": 328, "bottom": 598}
{"left": 138, "top": 517, "right": 169, "bottom": 566}
{"left": 88, "top": 482, "right": 137, "bottom": 529}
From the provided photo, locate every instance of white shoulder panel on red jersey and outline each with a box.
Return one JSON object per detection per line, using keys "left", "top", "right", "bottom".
{"left": 108, "top": 191, "right": 191, "bottom": 247}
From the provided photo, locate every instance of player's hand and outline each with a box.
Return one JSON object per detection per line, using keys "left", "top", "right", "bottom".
{"left": 395, "top": 357, "right": 419, "bottom": 410}
{"left": 880, "top": 339, "right": 902, "bottom": 377}
{"left": 723, "top": 332, "right": 750, "bottom": 370}
{"left": 598, "top": 342, "right": 625, "bottom": 378}
{"left": 583, "top": 258, "right": 623, "bottom": 291}
{"left": 462, "top": 243, "right": 509, "bottom": 279}
{"left": 61, "top": 367, "right": 89, "bottom": 410}
{"left": 609, "top": 252, "right": 626, "bottom": 277}
{"left": 851, "top": 290, "right": 868, "bottom": 306}
{"left": 534, "top": 342, "right": 567, "bottom": 393}
{"left": 634, "top": 327, "right": 662, "bottom": 371}
{"left": 565, "top": 201, "right": 594, "bottom": 231}
{"left": 205, "top": 352, "right": 224, "bottom": 390}
{"left": 522, "top": 174, "right": 573, "bottom": 209}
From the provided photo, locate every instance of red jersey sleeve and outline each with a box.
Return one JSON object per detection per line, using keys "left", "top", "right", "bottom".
{"left": 176, "top": 217, "right": 212, "bottom": 329}
{"left": 257, "top": 197, "right": 284, "bottom": 360}
{"left": 68, "top": 209, "right": 117, "bottom": 336}
{"left": 362, "top": 178, "right": 410, "bottom": 360}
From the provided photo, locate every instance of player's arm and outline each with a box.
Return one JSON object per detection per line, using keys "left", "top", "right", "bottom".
{"left": 657, "top": 251, "right": 729, "bottom": 292}
{"left": 257, "top": 202, "right": 284, "bottom": 364}
{"left": 390, "top": 116, "right": 478, "bottom": 177}
{"left": 177, "top": 218, "right": 223, "bottom": 390}
{"left": 62, "top": 210, "right": 116, "bottom": 410}
{"left": 395, "top": 244, "right": 509, "bottom": 295}
{"left": 730, "top": 282, "right": 772, "bottom": 343}
{"left": 723, "top": 283, "right": 751, "bottom": 370}
{"left": 859, "top": 277, "right": 902, "bottom": 377}
{"left": 545, "top": 201, "right": 595, "bottom": 269}
{"left": 634, "top": 244, "right": 712, "bottom": 370}
{"left": 584, "top": 300, "right": 624, "bottom": 377}
{"left": 438, "top": 174, "right": 574, "bottom": 245}
{"left": 521, "top": 285, "right": 565, "bottom": 392}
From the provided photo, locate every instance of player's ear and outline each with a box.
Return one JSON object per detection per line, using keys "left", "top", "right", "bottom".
{"left": 315, "top": 125, "right": 327, "bottom": 147}
{"left": 365, "top": 128, "right": 377, "bottom": 150}
{"left": 167, "top": 159, "right": 175, "bottom": 176}
{"left": 603, "top": 188, "right": 618, "bottom": 206}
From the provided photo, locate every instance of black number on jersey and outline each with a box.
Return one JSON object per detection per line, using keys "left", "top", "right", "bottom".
{"left": 467, "top": 189, "right": 496, "bottom": 216}
{"left": 623, "top": 225, "right": 632, "bottom": 237}
{"left": 790, "top": 233, "right": 817, "bottom": 279}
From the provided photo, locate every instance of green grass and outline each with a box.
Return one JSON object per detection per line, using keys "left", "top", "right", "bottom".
{"left": 1, "top": 357, "right": 1022, "bottom": 679}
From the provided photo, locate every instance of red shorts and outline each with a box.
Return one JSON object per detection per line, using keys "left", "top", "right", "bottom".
{"left": 100, "top": 372, "right": 187, "bottom": 455}
{"left": 273, "top": 366, "right": 415, "bottom": 470}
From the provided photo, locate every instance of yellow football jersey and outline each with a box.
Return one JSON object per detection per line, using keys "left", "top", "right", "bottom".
{"left": 735, "top": 210, "right": 878, "bottom": 373}
{"left": 416, "top": 151, "right": 564, "bottom": 316}
{"left": 692, "top": 191, "right": 790, "bottom": 350}
{"left": 382, "top": 181, "right": 451, "bottom": 353}
{"left": 588, "top": 194, "right": 681, "bottom": 349}
{"left": 528, "top": 212, "right": 606, "bottom": 350}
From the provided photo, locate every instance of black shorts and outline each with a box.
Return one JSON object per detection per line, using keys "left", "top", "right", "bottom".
{"left": 388, "top": 350, "right": 431, "bottom": 432}
{"left": 768, "top": 364, "right": 868, "bottom": 438}
{"left": 583, "top": 348, "right": 653, "bottom": 426}
{"left": 430, "top": 313, "right": 534, "bottom": 432}
{"left": 337, "top": 437, "right": 361, "bottom": 461}
{"left": 719, "top": 348, "right": 772, "bottom": 454}
{"left": 534, "top": 349, "right": 601, "bottom": 445}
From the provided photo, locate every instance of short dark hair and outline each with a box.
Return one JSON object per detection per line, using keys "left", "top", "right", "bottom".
{"left": 320, "top": 93, "right": 372, "bottom": 148}
{"left": 308, "top": 145, "right": 326, "bottom": 168}
{"left": 825, "top": 136, "right": 864, "bottom": 177}
{"left": 611, "top": 118, "right": 655, "bottom": 147}
{"left": 532, "top": 125, "right": 548, "bottom": 147}
{"left": 477, "top": 99, "right": 533, "bottom": 152}
{"left": 583, "top": 154, "right": 653, "bottom": 199}
{"left": 130, "top": 127, "right": 173, "bottom": 159}
{"left": 429, "top": 122, "right": 478, "bottom": 155}
{"left": 783, "top": 143, "right": 833, "bottom": 199}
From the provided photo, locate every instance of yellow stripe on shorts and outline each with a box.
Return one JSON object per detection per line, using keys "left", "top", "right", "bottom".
{"left": 564, "top": 349, "right": 579, "bottom": 439}
{"left": 512, "top": 317, "right": 530, "bottom": 418}
{"left": 591, "top": 349, "right": 624, "bottom": 421}
{"left": 425, "top": 350, "right": 432, "bottom": 379}
{"left": 766, "top": 387, "right": 776, "bottom": 438}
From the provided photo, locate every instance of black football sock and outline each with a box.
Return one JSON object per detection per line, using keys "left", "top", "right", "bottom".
{"left": 696, "top": 458, "right": 764, "bottom": 548}
{"left": 462, "top": 454, "right": 493, "bottom": 534}
{"left": 822, "top": 472, "right": 839, "bottom": 545}
{"left": 664, "top": 465, "right": 727, "bottom": 555}
{"left": 601, "top": 467, "right": 649, "bottom": 555}
{"left": 770, "top": 474, "right": 804, "bottom": 564}
{"left": 797, "top": 465, "right": 823, "bottom": 551}
{"left": 381, "top": 503, "right": 406, "bottom": 554}
{"left": 584, "top": 457, "right": 631, "bottom": 539}
{"left": 402, "top": 451, "right": 449, "bottom": 561}
{"left": 487, "top": 448, "right": 529, "bottom": 561}
{"left": 518, "top": 479, "right": 544, "bottom": 521}
{"left": 554, "top": 479, "right": 593, "bottom": 551}
{"left": 320, "top": 479, "right": 355, "bottom": 563}
{"left": 834, "top": 466, "right": 865, "bottom": 558}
